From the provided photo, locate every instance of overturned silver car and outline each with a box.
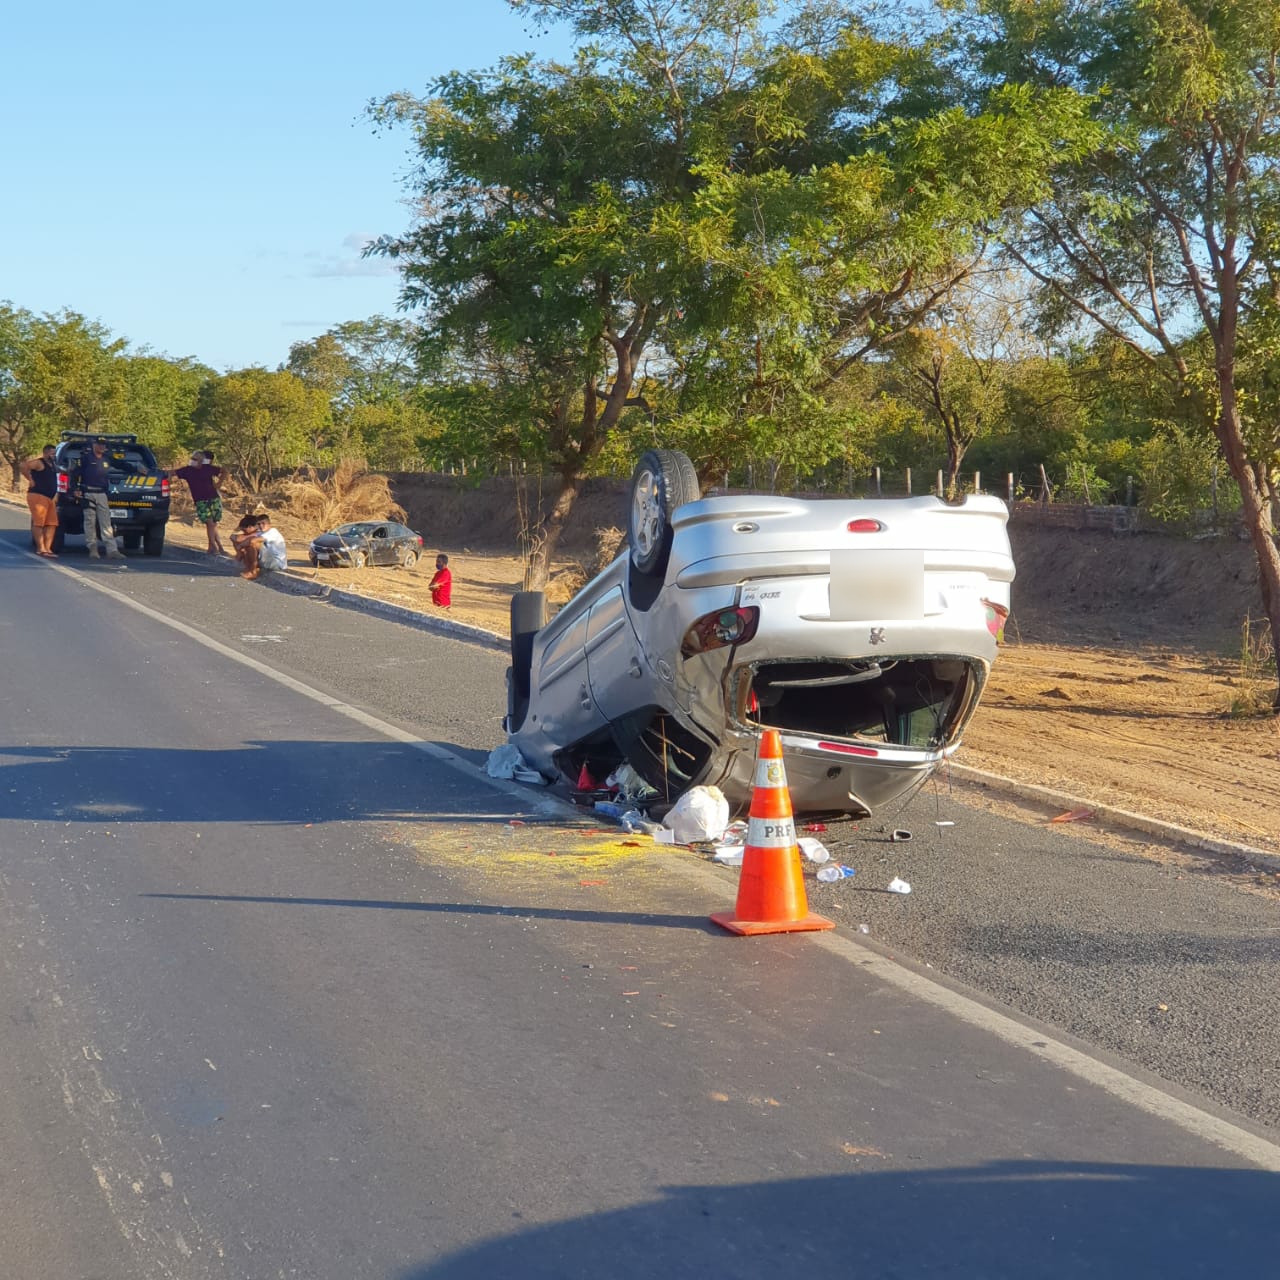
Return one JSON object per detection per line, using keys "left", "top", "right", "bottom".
{"left": 505, "top": 450, "right": 1014, "bottom": 818}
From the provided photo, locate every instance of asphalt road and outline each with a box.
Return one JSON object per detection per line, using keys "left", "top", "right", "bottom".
{"left": 2, "top": 511, "right": 1279, "bottom": 1278}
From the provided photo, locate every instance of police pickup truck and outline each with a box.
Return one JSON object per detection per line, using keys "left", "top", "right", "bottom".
{"left": 53, "top": 432, "right": 171, "bottom": 556}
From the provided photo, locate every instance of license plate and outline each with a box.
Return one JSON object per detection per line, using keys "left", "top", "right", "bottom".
{"left": 828, "top": 549, "right": 924, "bottom": 621}
{"left": 110, "top": 509, "right": 129, "bottom": 520}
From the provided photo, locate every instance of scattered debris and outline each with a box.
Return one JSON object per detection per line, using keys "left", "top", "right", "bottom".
{"left": 890, "top": 829, "right": 912, "bottom": 842}
{"left": 886, "top": 877, "right": 912, "bottom": 895}
{"left": 1049, "top": 807, "right": 1096, "bottom": 824}
{"left": 816, "top": 864, "right": 856, "bottom": 882}
{"left": 486, "top": 743, "right": 526, "bottom": 780}
{"left": 663, "top": 785, "right": 729, "bottom": 843}
{"left": 798, "top": 837, "right": 831, "bottom": 864}
{"left": 935, "top": 820, "right": 955, "bottom": 828}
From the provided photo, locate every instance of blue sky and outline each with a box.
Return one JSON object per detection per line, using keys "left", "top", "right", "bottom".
{"left": 3, "top": 2, "right": 565, "bottom": 371}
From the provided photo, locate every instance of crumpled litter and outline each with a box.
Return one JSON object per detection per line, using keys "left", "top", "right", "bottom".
{"left": 886, "top": 877, "right": 912, "bottom": 895}
{"left": 487, "top": 743, "right": 532, "bottom": 780}
{"left": 605, "top": 763, "right": 659, "bottom": 803}
{"left": 662, "top": 785, "right": 730, "bottom": 843}
{"left": 798, "top": 837, "right": 830, "bottom": 864}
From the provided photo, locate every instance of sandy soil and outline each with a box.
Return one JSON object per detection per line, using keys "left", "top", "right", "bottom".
{"left": 31, "top": 493, "right": 1280, "bottom": 859}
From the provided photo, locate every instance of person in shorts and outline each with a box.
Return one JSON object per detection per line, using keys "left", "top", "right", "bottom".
{"left": 20, "top": 444, "right": 59, "bottom": 557}
{"left": 174, "top": 451, "right": 226, "bottom": 555}
{"left": 238, "top": 514, "right": 288, "bottom": 581}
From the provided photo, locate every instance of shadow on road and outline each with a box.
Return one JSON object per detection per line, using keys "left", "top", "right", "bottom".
{"left": 0, "top": 741, "right": 525, "bottom": 825}
{"left": 395, "top": 1160, "right": 1280, "bottom": 1279}
{"left": 140, "top": 892, "right": 711, "bottom": 931}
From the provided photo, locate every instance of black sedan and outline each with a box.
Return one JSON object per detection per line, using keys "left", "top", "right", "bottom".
{"left": 308, "top": 521, "right": 424, "bottom": 569}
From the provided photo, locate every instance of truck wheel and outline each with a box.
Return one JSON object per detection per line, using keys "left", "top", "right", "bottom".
{"left": 52, "top": 527, "right": 65, "bottom": 553}
{"left": 122, "top": 532, "right": 142, "bottom": 551}
{"left": 508, "top": 591, "right": 547, "bottom": 733}
{"left": 143, "top": 526, "right": 165, "bottom": 556}
{"left": 627, "top": 449, "right": 699, "bottom": 579}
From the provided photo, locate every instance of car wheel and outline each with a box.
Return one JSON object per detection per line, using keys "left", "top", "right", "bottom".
{"left": 627, "top": 449, "right": 699, "bottom": 579}
{"left": 122, "top": 532, "right": 142, "bottom": 551}
{"left": 352, "top": 550, "right": 367, "bottom": 569}
{"left": 309, "top": 554, "right": 318, "bottom": 567}
{"left": 508, "top": 591, "right": 547, "bottom": 733}
{"left": 401, "top": 550, "right": 418, "bottom": 570}
{"left": 143, "top": 526, "right": 165, "bottom": 556}
{"left": 51, "top": 526, "right": 65, "bottom": 553}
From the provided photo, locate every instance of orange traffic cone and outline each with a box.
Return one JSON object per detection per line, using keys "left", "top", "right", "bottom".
{"left": 710, "top": 729, "right": 835, "bottom": 936}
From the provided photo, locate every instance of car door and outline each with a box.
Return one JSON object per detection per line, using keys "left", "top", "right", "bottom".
{"left": 369, "top": 525, "right": 392, "bottom": 565}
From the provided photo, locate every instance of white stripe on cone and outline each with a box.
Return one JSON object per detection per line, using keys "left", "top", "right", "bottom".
{"left": 754, "top": 755, "right": 788, "bottom": 790}
{"left": 746, "top": 816, "right": 797, "bottom": 848}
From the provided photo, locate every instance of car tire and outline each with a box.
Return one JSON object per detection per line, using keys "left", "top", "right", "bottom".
{"left": 353, "top": 550, "right": 367, "bottom": 569}
{"left": 51, "top": 526, "right": 65, "bottom": 553}
{"left": 401, "top": 550, "right": 418, "bottom": 570}
{"left": 508, "top": 590, "right": 547, "bottom": 733}
{"left": 143, "top": 526, "right": 165, "bottom": 556}
{"left": 627, "top": 449, "right": 699, "bottom": 580}
{"left": 122, "top": 532, "right": 142, "bottom": 551}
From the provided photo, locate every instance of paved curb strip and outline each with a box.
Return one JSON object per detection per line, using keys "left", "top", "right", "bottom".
{"left": 944, "top": 762, "right": 1280, "bottom": 871}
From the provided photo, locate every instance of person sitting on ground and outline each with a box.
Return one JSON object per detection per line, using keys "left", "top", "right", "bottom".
{"left": 428, "top": 553, "right": 452, "bottom": 608}
{"left": 174, "top": 450, "right": 227, "bottom": 555}
{"left": 238, "top": 513, "right": 288, "bottom": 581}
{"left": 20, "top": 444, "right": 60, "bottom": 557}
{"left": 230, "top": 513, "right": 261, "bottom": 571}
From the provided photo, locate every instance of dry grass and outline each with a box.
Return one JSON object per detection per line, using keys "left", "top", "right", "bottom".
{"left": 273, "top": 459, "right": 406, "bottom": 532}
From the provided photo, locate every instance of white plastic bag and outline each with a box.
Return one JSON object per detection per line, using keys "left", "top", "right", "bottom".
{"left": 662, "top": 785, "right": 730, "bottom": 843}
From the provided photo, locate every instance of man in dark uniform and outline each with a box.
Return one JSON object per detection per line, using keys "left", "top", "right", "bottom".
{"left": 71, "top": 437, "right": 124, "bottom": 560}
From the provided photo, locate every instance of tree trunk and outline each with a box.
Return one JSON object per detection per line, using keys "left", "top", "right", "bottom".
{"left": 524, "top": 468, "right": 583, "bottom": 591}
{"left": 1215, "top": 397, "right": 1280, "bottom": 712}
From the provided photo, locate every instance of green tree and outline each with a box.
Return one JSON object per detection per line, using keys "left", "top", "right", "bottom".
{"left": 194, "top": 368, "right": 330, "bottom": 492}
{"left": 287, "top": 317, "right": 425, "bottom": 461}
{"left": 121, "top": 354, "right": 212, "bottom": 463}
{"left": 0, "top": 304, "right": 39, "bottom": 487}
{"left": 24, "top": 311, "right": 128, "bottom": 437}
{"left": 944, "top": 0, "right": 1280, "bottom": 706}
{"left": 371, "top": 1, "right": 1097, "bottom": 580}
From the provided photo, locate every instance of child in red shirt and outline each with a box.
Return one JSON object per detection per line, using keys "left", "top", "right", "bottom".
{"left": 429, "top": 553, "right": 452, "bottom": 607}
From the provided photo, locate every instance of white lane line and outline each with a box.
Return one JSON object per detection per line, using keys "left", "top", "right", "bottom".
{"left": 0, "top": 539, "right": 563, "bottom": 817}
{"left": 11, "top": 537, "right": 1280, "bottom": 1172}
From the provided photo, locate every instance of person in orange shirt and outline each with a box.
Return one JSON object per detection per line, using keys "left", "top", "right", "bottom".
{"left": 20, "top": 444, "right": 59, "bottom": 557}
{"left": 429, "top": 553, "right": 452, "bottom": 608}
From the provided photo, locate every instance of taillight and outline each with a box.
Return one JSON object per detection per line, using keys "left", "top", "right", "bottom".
{"left": 57, "top": 474, "right": 68, "bottom": 493}
{"left": 681, "top": 606, "right": 760, "bottom": 656}
{"left": 847, "top": 518, "right": 884, "bottom": 533}
{"left": 417, "top": 535, "right": 424, "bottom": 547}
{"left": 160, "top": 477, "right": 170, "bottom": 497}
{"left": 982, "top": 600, "right": 1008, "bottom": 642}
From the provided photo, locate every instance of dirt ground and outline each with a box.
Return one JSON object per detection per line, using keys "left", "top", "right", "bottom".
{"left": 22, "top": 484, "right": 1280, "bottom": 859}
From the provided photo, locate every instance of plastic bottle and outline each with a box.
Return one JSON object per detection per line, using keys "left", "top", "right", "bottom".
{"left": 816, "top": 864, "right": 855, "bottom": 883}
